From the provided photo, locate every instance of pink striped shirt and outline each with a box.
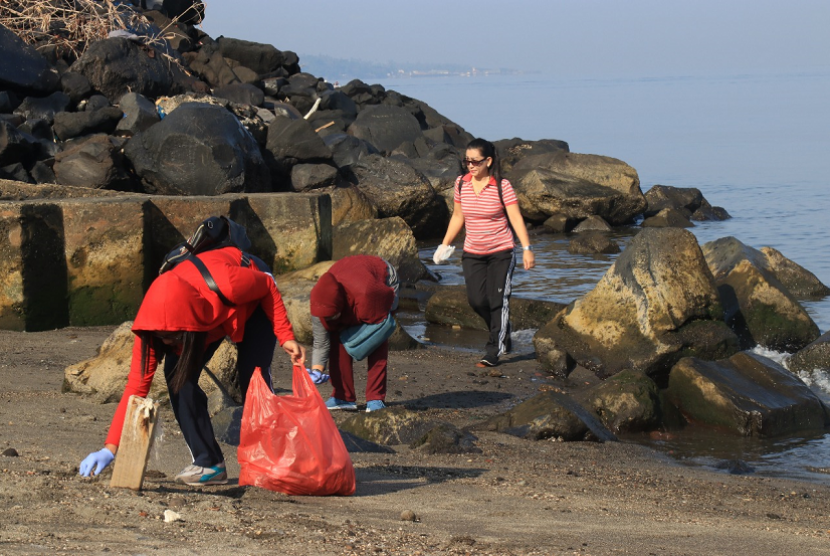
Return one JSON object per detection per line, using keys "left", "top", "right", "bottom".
{"left": 454, "top": 174, "right": 518, "bottom": 255}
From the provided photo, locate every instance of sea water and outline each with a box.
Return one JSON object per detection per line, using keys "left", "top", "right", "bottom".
{"left": 377, "top": 70, "right": 830, "bottom": 482}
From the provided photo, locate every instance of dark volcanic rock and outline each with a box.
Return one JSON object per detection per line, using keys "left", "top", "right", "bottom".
{"left": 71, "top": 38, "right": 190, "bottom": 102}
{"left": 347, "top": 105, "right": 424, "bottom": 154}
{"left": 645, "top": 184, "right": 730, "bottom": 221}
{"left": 323, "top": 133, "right": 379, "bottom": 168}
{"left": 213, "top": 83, "right": 265, "bottom": 107}
{"left": 350, "top": 154, "right": 448, "bottom": 239}
{"left": 217, "top": 37, "right": 287, "bottom": 75}
{"left": 60, "top": 71, "right": 93, "bottom": 105}
{"left": 290, "top": 163, "right": 338, "bottom": 191}
{"left": 115, "top": 92, "right": 160, "bottom": 135}
{"left": 54, "top": 134, "right": 135, "bottom": 190}
{"left": 496, "top": 138, "right": 570, "bottom": 174}
{"left": 0, "top": 120, "right": 36, "bottom": 167}
{"left": 265, "top": 116, "right": 332, "bottom": 161}
{"left": 82, "top": 95, "right": 111, "bottom": 112}
{"left": 53, "top": 107, "right": 123, "bottom": 141}
{"left": 14, "top": 92, "right": 71, "bottom": 124}
{"left": 124, "top": 102, "right": 270, "bottom": 195}
{"left": 0, "top": 25, "right": 60, "bottom": 94}
{"left": 0, "top": 91, "right": 21, "bottom": 113}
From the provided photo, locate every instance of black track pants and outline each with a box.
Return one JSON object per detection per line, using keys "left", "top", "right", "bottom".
{"left": 461, "top": 249, "right": 516, "bottom": 359}
{"left": 164, "top": 305, "right": 277, "bottom": 467}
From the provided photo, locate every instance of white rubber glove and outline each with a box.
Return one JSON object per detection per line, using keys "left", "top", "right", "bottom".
{"left": 432, "top": 244, "right": 455, "bottom": 265}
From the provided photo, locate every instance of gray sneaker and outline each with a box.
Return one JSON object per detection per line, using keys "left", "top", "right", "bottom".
{"left": 175, "top": 462, "right": 228, "bottom": 486}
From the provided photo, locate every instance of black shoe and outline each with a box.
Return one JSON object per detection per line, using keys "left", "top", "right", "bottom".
{"left": 476, "top": 355, "right": 498, "bottom": 368}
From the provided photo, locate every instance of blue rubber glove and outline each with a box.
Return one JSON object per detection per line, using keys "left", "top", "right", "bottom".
{"left": 79, "top": 447, "right": 115, "bottom": 477}
{"left": 306, "top": 368, "right": 330, "bottom": 385}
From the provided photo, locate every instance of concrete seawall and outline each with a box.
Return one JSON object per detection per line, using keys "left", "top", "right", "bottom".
{"left": 0, "top": 180, "right": 331, "bottom": 331}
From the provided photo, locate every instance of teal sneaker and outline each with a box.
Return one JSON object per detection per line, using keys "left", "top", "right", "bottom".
{"left": 175, "top": 462, "right": 227, "bottom": 486}
{"left": 365, "top": 400, "right": 387, "bottom": 412}
{"left": 325, "top": 397, "right": 357, "bottom": 411}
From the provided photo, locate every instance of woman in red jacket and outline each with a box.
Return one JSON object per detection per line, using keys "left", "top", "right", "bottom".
{"left": 309, "top": 255, "right": 398, "bottom": 412}
{"left": 78, "top": 246, "right": 305, "bottom": 486}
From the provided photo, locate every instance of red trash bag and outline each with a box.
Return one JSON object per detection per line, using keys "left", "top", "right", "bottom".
{"left": 238, "top": 365, "right": 356, "bottom": 496}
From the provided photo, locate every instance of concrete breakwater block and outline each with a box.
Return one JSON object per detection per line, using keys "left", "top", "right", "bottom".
{"left": 60, "top": 197, "right": 145, "bottom": 326}
{"left": 0, "top": 188, "right": 331, "bottom": 331}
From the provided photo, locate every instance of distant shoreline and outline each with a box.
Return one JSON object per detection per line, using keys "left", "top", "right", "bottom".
{"left": 299, "top": 53, "right": 538, "bottom": 82}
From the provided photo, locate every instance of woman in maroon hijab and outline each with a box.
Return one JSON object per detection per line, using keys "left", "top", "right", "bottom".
{"left": 309, "top": 255, "right": 399, "bottom": 412}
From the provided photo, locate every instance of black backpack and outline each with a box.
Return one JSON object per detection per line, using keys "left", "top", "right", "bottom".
{"left": 159, "top": 216, "right": 254, "bottom": 307}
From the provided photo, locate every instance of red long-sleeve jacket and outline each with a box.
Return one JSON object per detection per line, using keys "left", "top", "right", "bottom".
{"left": 105, "top": 247, "right": 296, "bottom": 447}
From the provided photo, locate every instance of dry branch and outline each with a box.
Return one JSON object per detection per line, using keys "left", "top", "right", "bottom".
{"left": 0, "top": 0, "right": 197, "bottom": 63}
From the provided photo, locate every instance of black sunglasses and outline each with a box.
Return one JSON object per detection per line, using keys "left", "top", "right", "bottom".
{"left": 464, "top": 158, "right": 488, "bottom": 166}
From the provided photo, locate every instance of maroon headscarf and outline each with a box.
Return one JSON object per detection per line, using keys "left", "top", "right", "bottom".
{"left": 310, "top": 272, "right": 345, "bottom": 321}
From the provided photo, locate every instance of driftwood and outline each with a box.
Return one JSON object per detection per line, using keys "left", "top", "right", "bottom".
{"left": 109, "top": 395, "right": 160, "bottom": 490}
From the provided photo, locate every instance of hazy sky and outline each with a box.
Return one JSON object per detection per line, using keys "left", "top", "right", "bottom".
{"left": 201, "top": 0, "right": 830, "bottom": 77}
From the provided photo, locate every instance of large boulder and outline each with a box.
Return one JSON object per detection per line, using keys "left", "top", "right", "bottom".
{"left": 332, "top": 217, "right": 426, "bottom": 283}
{"left": 14, "top": 91, "right": 71, "bottom": 124}
{"left": 644, "top": 184, "right": 730, "bottom": 221}
{"left": 217, "top": 37, "right": 290, "bottom": 76}
{"left": 0, "top": 25, "right": 60, "bottom": 94}
{"left": 666, "top": 352, "right": 830, "bottom": 437}
{"left": 350, "top": 154, "right": 448, "bottom": 239}
{"left": 568, "top": 233, "right": 620, "bottom": 255}
{"left": 264, "top": 116, "right": 332, "bottom": 181}
{"left": 213, "top": 83, "right": 265, "bottom": 107}
{"left": 115, "top": 92, "right": 161, "bottom": 135}
{"left": 788, "top": 331, "right": 830, "bottom": 375}
{"left": 759, "top": 246, "right": 830, "bottom": 299}
{"left": 406, "top": 145, "right": 464, "bottom": 208}
{"left": 0, "top": 120, "right": 36, "bottom": 168}
{"left": 425, "top": 285, "right": 568, "bottom": 331}
{"left": 347, "top": 105, "right": 424, "bottom": 154}
{"left": 509, "top": 152, "right": 646, "bottom": 224}
{"left": 124, "top": 103, "right": 271, "bottom": 195}
{"left": 495, "top": 138, "right": 570, "bottom": 174}
{"left": 580, "top": 370, "right": 661, "bottom": 433}
{"left": 702, "top": 237, "right": 821, "bottom": 351}
{"left": 52, "top": 106, "right": 123, "bottom": 141}
{"left": 289, "top": 163, "right": 338, "bottom": 192}
{"left": 339, "top": 407, "right": 457, "bottom": 445}
{"left": 508, "top": 169, "right": 633, "bottom": 224}
{"left": 534, "top": 228, "right": 739, "bottom": 378}
{"left": 71, "top": 38, "right": 191, "bottom": 102}
{"left": 323, "top": 184, "right": 378, "bottom": 226}
{"left": 323, "top": 133, "right": 378, "bottom": 168}
{"left": 476, "top": 390, "right": 616, "bottom": 442}
{"left": 53, "top": 134, "right": 136, "bottom": 191}
{"left": 641, "top": 208, "right": 694, "bottom": 228}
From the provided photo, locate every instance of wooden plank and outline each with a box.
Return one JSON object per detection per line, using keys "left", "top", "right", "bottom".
{"left": 109, "top": 395, "right": 160, "bottom": 490}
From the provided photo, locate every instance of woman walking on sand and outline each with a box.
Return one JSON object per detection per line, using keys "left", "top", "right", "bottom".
{"left": 436, "top": 138, "right": 535, "bottom": 368}
{"left": 79, "top": 234, "right": 305, "bottom": 485}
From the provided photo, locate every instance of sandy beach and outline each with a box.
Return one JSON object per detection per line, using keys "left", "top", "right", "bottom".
{"left": 2, "top": 325, "right": 830, "bottom": 555}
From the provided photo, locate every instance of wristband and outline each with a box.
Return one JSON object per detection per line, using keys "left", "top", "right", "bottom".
{"left": 522, "top": 245, "right": 532, "bottom": 251}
